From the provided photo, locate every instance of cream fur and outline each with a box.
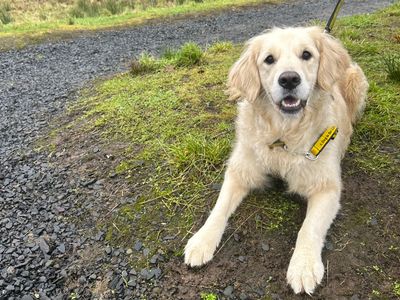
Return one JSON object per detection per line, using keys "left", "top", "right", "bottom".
{"left": 184, "top": 27, "right": 368, "bottom": 295}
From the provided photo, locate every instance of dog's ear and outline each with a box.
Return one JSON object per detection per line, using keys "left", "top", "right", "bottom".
{"left": 313, "top": 28, "right": 351, "bottom": 92}
{"left": 227, "top": 39, "right": 261, "bottom": 102}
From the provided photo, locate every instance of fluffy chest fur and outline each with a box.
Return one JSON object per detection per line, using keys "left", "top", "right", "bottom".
{"left": 234, "top": 89, "right": 351, "bottom": 195}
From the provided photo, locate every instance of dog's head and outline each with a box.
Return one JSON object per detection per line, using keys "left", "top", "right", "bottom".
{"left": 228, "top": 27, "right": 350, "bottom": 115}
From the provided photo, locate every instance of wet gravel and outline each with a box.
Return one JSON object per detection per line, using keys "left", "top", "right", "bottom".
{"left": 0, "top": 0, "right": 396, "bottom": 298}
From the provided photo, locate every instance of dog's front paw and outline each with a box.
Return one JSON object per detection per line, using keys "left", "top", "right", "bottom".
{"left": 286, "top": 248, "right": 324, "bottom": 294}
{"left": 184, "top": 230, "right": 218, "bottom": 267}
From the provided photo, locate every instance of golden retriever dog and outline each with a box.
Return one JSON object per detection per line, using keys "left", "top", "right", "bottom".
{"left": 184, "top": 26, "right": 369, "bottom": 294}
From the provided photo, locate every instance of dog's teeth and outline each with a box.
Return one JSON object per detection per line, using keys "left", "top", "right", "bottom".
{"left": 282, "top": 99, "right": 300, "bottom": 108}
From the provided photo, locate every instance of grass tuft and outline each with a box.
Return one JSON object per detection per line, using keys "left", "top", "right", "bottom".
{"left": 129, "top": 52, "right": 159, "bottom": 75}
{"left": 70, "top": 0, "right": 100, "bottom": 18}
{"left": 208, "top": 41, "right": 233, "bottom": 53}
{"left": 200, "top": 292, "right": 218, "bottom": 300}
{"left": 167, "top": 133, "right": 231, "bottom": 171}
{"left": 175, "top": 42, "right": 203, "bottom": 66}
{"left": 382, "top": 54, "right": 400, "bottom": 81}
{"left": 130, "top": 42, "right": 203, "bottom": 76}
{"left": 103, "top": 0, "right": 124, "bottom": 15}
{"left": 393, "top": 282, "right": 400, "bottom": 297}
{"left": 0, "top": 2, "right": 12, "bottom": 24}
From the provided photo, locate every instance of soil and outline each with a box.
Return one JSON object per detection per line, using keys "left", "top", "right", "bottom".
{"left": 158, "top": 163, "right": 400, "bottom": 299}
{"left": 55, "top": 118, "right": 400, "bottom": 299}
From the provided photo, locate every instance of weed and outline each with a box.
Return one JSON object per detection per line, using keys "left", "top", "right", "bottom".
{"left": 176, "top": 0, "right": 185, "bottom": 5}
{"left": 0, "top": 2, "right": 12, "bottom": 24}
{"left": 382, "top": 54, "right": 400, "bottom": 81}
{"left": 372, "top": 289, "right": 381, "bottom": 296}
{"left": 394, "top": 282, "right": 400, "bottom": 296}
{"left": 208, "top": 41, "right": 234, "bottom": 53}
{"left": 167, "top": 133, "right": 230, "bottom": 171}
{"left": 175, "top": 42, "right": 203, "bottom": 67}
{"left": 130, "top": 42, "right": 203, "bottom": 76}
{"left": 104, "top": 0, "right": 123, "bottom": 15}
{"left": 129, "top": 53, "right": 159, "bottom": 76}
{"left": 161, "top": 47, "right": 177, "bottom": 60}
{"left": 200, "top": 292, "right": 218, "bottom": 300}
{"left": 70, "top": 0, "right": 100, "bottom": 18}
{"left": 39, "top": 11, "right": 48, "bottom": 21}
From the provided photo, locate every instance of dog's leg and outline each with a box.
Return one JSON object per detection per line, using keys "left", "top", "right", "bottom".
{"left": 286, "top": 186, "right": 340, "bottom": 294}
{"left": 184, "top": 167, "right": 250, "bottom": 267}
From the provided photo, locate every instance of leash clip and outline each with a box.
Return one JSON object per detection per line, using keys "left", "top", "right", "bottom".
{"left": 305, "top": 152, "right": 318, "bottom": 161}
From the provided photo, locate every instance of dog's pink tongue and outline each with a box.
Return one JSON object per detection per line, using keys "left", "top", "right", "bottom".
{"left": 283, "top": 96, "right": 297, "bottom": 104}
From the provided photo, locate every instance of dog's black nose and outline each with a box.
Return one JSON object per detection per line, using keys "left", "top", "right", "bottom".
{"left": 278, "top": 71, "right": 301, "bottom": 90}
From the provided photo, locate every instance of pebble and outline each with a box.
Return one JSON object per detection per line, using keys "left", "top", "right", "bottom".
{"left": 325, "top": 241, "right": 334, "bottom": 251}
{"left": 239, "top": 293, "right": 248, "bottom": 300}
{"left": 57, "top": 244, "right": 66, "bottom": 253}
{"left": 370, "top": 217, "right": 378, "bottom": 226}
{"left": 223, "top": 285, "right": 234, "bottom": 297}
{"left": 38, "top": 238, "right": 50, "bottom": 254}
{"left": 134, "top": 241, "right": 143, "bottom": 251}
{"left": 261, "top": 242, "right": 270, "bottom": 251}
{"left": 143, "top": 248, "right": 150, "bottom": 256}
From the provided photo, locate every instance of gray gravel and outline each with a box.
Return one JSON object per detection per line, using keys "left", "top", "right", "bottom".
{"left": 0, "top": 0, "right": 396, "bottom": 298}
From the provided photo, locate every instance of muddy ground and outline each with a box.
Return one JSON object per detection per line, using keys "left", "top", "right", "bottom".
{"left": 49, "top": 116, "right": 399, "bottom": 299}
{"left": 159, "top": 165, "right": 400, "bottom": 299}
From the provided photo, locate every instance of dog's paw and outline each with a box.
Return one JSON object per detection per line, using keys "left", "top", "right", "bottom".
{"left": 184, "top": 230, "right": 217, "bottom": 267}
{"left": 286, "top": 248, "right": 324, "bottom": 294}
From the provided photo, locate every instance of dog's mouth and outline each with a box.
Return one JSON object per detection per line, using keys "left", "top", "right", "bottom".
{"left": 279, "top": 96, "right": 306, "bottom": 114}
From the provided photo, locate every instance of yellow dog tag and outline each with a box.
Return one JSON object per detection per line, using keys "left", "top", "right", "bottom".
{"left": 306, "top": 126, "right": 338, "bottom": 160}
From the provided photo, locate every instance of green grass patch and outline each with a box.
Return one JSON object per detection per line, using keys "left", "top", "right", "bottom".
{"left": 61, "top": 41, "right": 299, "bottom": 261}
{"left": 337, "top": 3, "right": 400, "bottom": 175}
{"left": 394, "top": 281, "right": 400, "bottom": 297}
{"left": 382, "top": 54, "right": 400, "bottom": 81}
{"left": 0, "top": 2, "right": 12, "bottom": 24}
{"left": 0, "top": 0, "right": 281, "bottom": 51}
{"left": 200, "top": 292, "right": 219, "bottom": 300}
{"left": 54, "top": 4, "right": 400, "bottom": 268}
{"left": 130, "top": 42, "right": 204, "bottom": 76}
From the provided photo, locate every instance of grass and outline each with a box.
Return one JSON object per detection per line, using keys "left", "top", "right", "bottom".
{"left": 58, "top": 40, "right": 300, "bottom": 264}
{"left": 382, "top": 54, "right": 400, "bottom": 81}
{"left": 200, "top": 292, "right": 219, "bottom": 300}
{"left": 394, "top": 281, "right": 400, "bottom": 297}
{"left": 0, "top": 2, "right": 12, "bottom": 24}
{"left": 0, "top": 0, "right": 281, "bottom": 51}
{"left": 130, "top": 42, "right": 204, "bottom": 76}
{"left": 49, "top": 3, "right": 400, "bottom": 295}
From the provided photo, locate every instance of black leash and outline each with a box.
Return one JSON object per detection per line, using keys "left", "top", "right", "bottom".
{"left": 324, "top": 0, "right": 345, "bottom": 33}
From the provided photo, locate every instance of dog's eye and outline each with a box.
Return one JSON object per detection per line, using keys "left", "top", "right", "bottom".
{"left": 264, "top": 55, "right": 275, "bottom": 65}
{"left": 301, "top": 51, "right": 312, "bottom": 60}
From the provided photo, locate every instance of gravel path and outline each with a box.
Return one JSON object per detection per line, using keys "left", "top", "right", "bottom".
{"left": 0, "top": 0, "right": 396, "bottom": 298}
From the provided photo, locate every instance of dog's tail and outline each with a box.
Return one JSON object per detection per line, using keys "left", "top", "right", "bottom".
{"left": 340, "top": 63, "right": 369, "bottom": 124}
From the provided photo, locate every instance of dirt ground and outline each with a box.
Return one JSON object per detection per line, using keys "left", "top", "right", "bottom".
{"left": 51, "top": 118, "right": 400, "bottom": 299}
{"left": 155, "top": 163, "right": 400, "bottom": 299}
